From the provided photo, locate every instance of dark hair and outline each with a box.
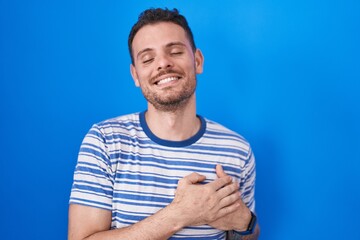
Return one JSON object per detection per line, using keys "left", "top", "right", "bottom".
{"left": 128, "top": 8, "right": 196, "bottom": 64}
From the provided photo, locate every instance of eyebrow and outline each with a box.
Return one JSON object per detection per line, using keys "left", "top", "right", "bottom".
{"left": 136, "top": 48, "right": 153, "bottom": 60}
{"left": 136, "top": 41, "right": 187, "bottom": 60}
{"left": 166, "top": 41, "right": 187, "bottom": 48}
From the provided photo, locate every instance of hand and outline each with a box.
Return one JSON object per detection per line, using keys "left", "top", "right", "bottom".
{"left": 169, "top": 172, "right": 240, "bottom": 227}
{"left": 208, "top": 165, "right": 252, "bottom": 231}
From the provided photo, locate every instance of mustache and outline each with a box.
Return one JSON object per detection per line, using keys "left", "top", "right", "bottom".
{"left": 150, "top": 70, "right": 183, "bottom": 83}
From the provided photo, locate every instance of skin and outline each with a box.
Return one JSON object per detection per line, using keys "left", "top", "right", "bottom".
{"left": 68, "top": 22, "right": 259, "bottom": 240}
{"left": 130, "top": 22, "right": 201, "bottom": 113}
{"left": 130, "top": 22, "right": 203, "bottom": 141}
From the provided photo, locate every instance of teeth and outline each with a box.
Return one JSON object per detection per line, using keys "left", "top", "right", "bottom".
{"left": 157, "top": 77, "right": 178, "bottom": 85}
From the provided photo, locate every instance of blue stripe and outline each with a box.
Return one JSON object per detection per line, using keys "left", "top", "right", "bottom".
{"left": 114, "top": 161, "right": 216, "bottom": 178}
{"left": 115, "top": 172, "right": 179, "bottom": 184}
{"left": 80, "top": 147, "right": 109, "bottom": 164}
{"left": 73, "top": 179, "right": 113, "bottom": 191}
{"left": 115, "top": 179, "right": 176, "bottom": 189}
{"left": 170, "top": 231, "right": 226, "bottom": 240}
{"left": 113, "top": 192, "right": 172, "bottom": 203}
{"left": 98, "top": 119, "right": 141, "bottom": 128}
{"left": 70, "top": 197, "right": 112, "bottom": 209}
{"left": 76, "top": 165, "right": 111, "bottom": 178}
{"left": 72, "top": 183, "right": 113, "bottom": 196}
{"left": 115, "top": 188, "right": 174, "bottom": 198}
{"left": 87, "top": 128, "right": 104, "bottom": 138}
{"left": 113, "top": 198, "right": 167, "bottom": 208}
{"left": 113, "top": 212, "right": 147, "bottom": 222}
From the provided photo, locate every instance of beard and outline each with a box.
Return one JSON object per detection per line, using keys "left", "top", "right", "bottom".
{"left": 140, "top": 72, "right": 197, "bottom": 112}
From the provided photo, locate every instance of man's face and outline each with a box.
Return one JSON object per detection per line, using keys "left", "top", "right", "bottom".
{"left": 130, "top": 22, "right": 204, "bottom": 112}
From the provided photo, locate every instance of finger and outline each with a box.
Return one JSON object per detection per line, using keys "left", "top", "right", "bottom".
{"left": 216, "top": 181, "right": 239, "bottom": 198}
{"left": 207, "top": 176, "right": 232, "bottom": 190}
{"left": 183, "top": 172, "right": 206, "bottom": 184}
{"left": 217, "top": 201, "right": 241, "bottom": 218}
{"left": 216, "top": 164, "right": 227, "bottom": 178}
{"left": 218, "top": 191, "right": 241, "bottom": 209}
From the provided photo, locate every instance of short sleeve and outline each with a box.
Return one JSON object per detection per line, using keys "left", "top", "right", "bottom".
{"left": 229, "top": 147, "right": 257, "bottom": 237}
{"left": 69, "top": 124, "right": 114, "bottom": 211}
{"left": 240, "top": 147, "right": 256, "bottom": 212}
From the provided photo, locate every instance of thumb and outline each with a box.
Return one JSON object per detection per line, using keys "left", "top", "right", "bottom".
{"left": 184, "top": 172, "right": 206, "bottom": 184}
{"left": 216, "top": 164, "right": 228, "bottom": 178}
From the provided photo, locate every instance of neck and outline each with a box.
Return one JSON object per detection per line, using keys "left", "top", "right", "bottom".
{"left": 145, "top": 95, "right": 200, "bottom": 141}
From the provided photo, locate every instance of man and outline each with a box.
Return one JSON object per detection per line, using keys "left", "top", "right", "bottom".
{"left": 68, "top": 8, "right": 259, "bottom": 240}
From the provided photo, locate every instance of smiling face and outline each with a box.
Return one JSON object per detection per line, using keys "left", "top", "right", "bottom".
{"left": 130, "top": 22, "right": 204, "bottom": 112}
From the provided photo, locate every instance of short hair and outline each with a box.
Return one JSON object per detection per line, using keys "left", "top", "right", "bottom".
{"left": 128, "top": 8, "right": 197, "bottom": 64}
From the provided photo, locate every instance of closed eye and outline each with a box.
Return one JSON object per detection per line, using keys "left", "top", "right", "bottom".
{"left": 142, "top": 58, "right": 154, "bottom": 64}
{"left": 171, "top": 52, "right": 183, "bottom": 56}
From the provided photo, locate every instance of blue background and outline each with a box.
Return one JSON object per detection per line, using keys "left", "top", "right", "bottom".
{"left": 1, "top": 0, "right": 359, "bottom": 239}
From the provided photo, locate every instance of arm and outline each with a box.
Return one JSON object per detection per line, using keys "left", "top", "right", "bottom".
{"left": 69, "top": 123, "right": 182, "bottom": 240}
{"left": 68, "top": 203, "right": 184, "bottom": 240}
{"left": 68, "top": 173, "right": 240, "bottom": 240}
{"left": 210, "top": 164, "right": 260, "bottom": 240}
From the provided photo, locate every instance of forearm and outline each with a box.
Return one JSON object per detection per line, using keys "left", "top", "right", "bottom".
{"left": 83, "top": 205, "right": 184, "bottom": 240}
{"left": 69, "top": 172, "right": 239, "bottom": 240}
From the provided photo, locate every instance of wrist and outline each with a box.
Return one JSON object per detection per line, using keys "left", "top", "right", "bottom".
{"left": 164, "top": 202, "right": 188, "bottom": 231}
{"left": 234, "top": 208, "right": 252, "bottom": 231}
{"left": 234, "top": 211, "right": 257, "bottom": 236}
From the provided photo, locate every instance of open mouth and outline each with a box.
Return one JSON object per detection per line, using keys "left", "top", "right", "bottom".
{"left": 155, "top": 76, "right": 181, "bottom": 85}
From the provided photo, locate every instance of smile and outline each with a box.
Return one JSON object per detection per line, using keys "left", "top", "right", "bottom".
{"left": 155, "top": 76, "right": 180, "bottom": 85}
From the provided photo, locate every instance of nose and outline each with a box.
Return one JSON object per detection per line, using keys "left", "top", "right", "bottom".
{"left": 157, "top": 54, "right": 173, "bottom": 71}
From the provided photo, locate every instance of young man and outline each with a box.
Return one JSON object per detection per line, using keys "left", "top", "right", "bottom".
{"left": 68, "top": 8, "right": 259, "bottom": 240}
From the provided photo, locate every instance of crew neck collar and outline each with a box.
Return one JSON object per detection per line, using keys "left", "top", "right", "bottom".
{"left": 139, "top": 111, "right": 206, "bottom": 147}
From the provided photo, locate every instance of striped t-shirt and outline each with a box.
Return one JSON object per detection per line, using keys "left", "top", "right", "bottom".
{"left": 70, "top": 111, "right": 256, "bottom": 239}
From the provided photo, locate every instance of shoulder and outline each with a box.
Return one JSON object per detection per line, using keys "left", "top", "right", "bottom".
{"left": 204, "top": 118, "right": 249, "bottom": 143}
{"left": 83, "top": 112, "right": 141, "bottom": 143}
{"left": 204, "top": 117, "right": 252, "bottom": 156}
{"left": 93, "top": 112, "right": 141, "bottom": 132}
{"left": 96, "top": 112, "right": 140, "bottom": 126}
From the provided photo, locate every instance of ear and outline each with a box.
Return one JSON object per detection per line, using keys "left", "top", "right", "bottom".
{"left": 194, "top": 49, "right": 204, "bottom": 74}
{"left": 130, "top": 64, "right": 140, "bottom": 87}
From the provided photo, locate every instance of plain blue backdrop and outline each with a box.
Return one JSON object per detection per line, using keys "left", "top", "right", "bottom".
{"left": 1, "top": 0, "right": 359, "bottom": 239}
